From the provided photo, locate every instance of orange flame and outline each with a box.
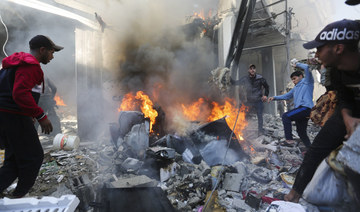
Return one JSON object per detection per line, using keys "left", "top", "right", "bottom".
{"left": 117, "top": 91, "right": 158, "bottom": 132}
{"left": 181, "top": 98, "right": 204, "bottom": 121}
{"left": 135, "top": 91, "right": 158, "bottom": 132}
{"left": 207, "top": 98, "right": 248, "bottom": 141}
{"left": 194, "top": 9, "right": 205, "bottom": 20}
{"left": 118, "top": 93, "right": 137, "bottom": 112}
{"left": 181, "top": 97, "right": 248, "bottom": 140}
{"left": 54, "top": 94, "right": 67, "bottom": 106}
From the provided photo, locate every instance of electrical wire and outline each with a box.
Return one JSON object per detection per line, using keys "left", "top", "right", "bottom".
{"left": 0, "top": 11, "right": 9, "bottom": 57}
{"left": 203, "top": 103, "right": 243, "bottom": 211}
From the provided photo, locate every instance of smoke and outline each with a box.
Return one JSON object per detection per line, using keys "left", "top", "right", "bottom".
{"left": 1, "top": 0, "right": 221, "bottom": 137}
{"left": 0, "top": 1, "right": 77, "bottom": 107}
{"left": 99, "top": 0, "right": 221, "bottom": 131}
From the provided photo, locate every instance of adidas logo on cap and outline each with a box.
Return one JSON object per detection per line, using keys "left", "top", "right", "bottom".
{"left": 319, "top": 28, "right": 360, "bottom": 41}
{"left": 303, "top": 19, "right": 360, "bottom": 49}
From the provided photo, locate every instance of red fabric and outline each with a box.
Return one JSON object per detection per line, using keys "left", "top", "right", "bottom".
{"left": 1, "top": 52, "right": 45, "bottom": 120}
{"left": 261, "top": 196, "right": 280, "bottom": 204}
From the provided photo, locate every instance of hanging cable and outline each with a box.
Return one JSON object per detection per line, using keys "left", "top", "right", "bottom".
{"left": 0, "top": 11, "right": 9, "bottom": 57}
{"left": 203, "top": 103, "right": 243, "bottom": 211}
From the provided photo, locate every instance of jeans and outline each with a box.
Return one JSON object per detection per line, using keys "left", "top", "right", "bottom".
{"left": 0, "top": 112, "right": 44, "bottom": 197}
{"left": 292, "top": 109, "right": 346, "bottom": 195}
{"left": 246, "top": 100, "right": 264, "bottom": 133}
{"left": 282, "top": 106, "right": 311, "bottom": 147}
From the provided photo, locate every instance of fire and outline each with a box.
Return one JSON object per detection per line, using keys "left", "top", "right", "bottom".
{"left": 118, "top": 93, "right": 137, "bottom": 112}
{"left": 135, "top": 91, "right": 158, "bottom": 132}
{"left": 181, "top": 97, "right": 248, "bottom": 140}
{"left": 193, "top": 9, "right": 212, "bottom": 20}
{"left": 117, "top": 91, "right": 158, "bottom": 132}
{"left": 54, "top": 94, "right": 67, "bottom": 106}
{"left": 207, "top": 98, "right": 248, "bottom": 141}
{"left": 194, "top": 9, "right": 205, "bottom": 20}
{"left": 181, "top": 98, "right": 204, "bottom": 121}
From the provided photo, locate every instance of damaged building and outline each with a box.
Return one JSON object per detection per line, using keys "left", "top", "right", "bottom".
{"left": 0, "top": 0, "right": 359, "bottom": 211}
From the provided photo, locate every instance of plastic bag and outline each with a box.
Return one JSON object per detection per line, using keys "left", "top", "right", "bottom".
{"left": 265, "top": 200, "right": 305, "bottom": 212}
{"left": 303, "top": 159, "right": 347, "bottom": 205}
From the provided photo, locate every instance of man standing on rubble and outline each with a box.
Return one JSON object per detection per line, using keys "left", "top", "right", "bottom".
{"left": 0, "top": 35, "right": 63, "bottom": 198}
{"left": 284, "top": 19, "right": 360, "bottom": 203}
{"left": 268, "top": 62, "right": 314, "bottom": 148}
{"left": 231, "top": 64, "right": 269, "bottom": 136}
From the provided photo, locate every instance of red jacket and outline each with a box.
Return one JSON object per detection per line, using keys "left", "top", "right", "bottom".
{"left": 0, "top": 52, "right": 47, "bottom": 121}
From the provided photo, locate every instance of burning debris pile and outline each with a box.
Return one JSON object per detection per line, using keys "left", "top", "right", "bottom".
{"left": 7, "top": 103, "right": 359, "bottom": 212}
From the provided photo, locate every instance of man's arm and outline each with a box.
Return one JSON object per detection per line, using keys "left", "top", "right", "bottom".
{"left": 12, "top": 65, "right": 46, "bottom": 121}
{"left": 13, "top": 65, "right": 53, "bottom": 134}
{"left": 272, "top": 89, "right": 294, "bottom": 101}
{"left": 296, "top": 63, "right": 314, "bottom": 84}
{"left": 261, "top": 78, "right": 270, "bottom": 102}
{"left": 262, "top": 78, "right": 269, "bottom": 97}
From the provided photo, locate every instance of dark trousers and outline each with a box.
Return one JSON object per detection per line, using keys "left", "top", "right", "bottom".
{"left": 292, "top": 109, "right": 346, "bottom": 195}
{"left": 0, "top": 112, "right": 44, "bottom": 197}
{"left": 246, "top": 100, "right": 264, "bottom": 132}
{"left": 282, "top": 106, "right": 311, "bottom": 147}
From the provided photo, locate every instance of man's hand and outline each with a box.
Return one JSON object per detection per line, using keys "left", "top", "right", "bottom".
{"left": 261, "top": 96, "right": 267, "bottom": 102}
{"left": 39, "top": 118, "right": 53, "bottom": 134}
{"left": 290, "top": 58, "right": 298, "bottom": 67}
{"left": 342, "top": 109, "right": 360, "bottom": 139}
{"left": 267, "top": 97, "right": 274, "bottom": 102}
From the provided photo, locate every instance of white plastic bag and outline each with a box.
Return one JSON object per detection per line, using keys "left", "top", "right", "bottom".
{"left": 265, "top": 200, "right": 305, "bottom": 212}
{"left": 303, "top": 159, "right": 347, "bottom": 205}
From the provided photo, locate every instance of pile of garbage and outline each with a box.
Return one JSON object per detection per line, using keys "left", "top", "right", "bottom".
{"left": 4, "top": 108, "right": 358, "bottom": 212}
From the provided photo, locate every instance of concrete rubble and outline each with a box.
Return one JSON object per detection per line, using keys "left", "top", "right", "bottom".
{"left": 1, "top": 107, "right": 359, "bottom": 212}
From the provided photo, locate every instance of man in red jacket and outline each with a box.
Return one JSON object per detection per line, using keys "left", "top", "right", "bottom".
{"left": 0, "top": 35, "right": 63, "bottom": 198}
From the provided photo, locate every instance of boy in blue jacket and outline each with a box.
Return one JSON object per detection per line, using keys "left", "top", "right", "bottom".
{"left": 268, "top": 62, "right": 314, "bottom": 147}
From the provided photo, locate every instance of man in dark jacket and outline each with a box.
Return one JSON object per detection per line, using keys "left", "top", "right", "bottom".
{"left": 284, "top": 19, "right": 360, "bottom": 204}
{"left": 231, "top": 64, "right": 269, "bottom": 135}
{"left": 0, "top": 35, "right": 63, "bottom": 198}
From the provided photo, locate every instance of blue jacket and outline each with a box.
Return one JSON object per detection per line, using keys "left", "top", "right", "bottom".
{"left": 274, "top": 63, "right": 314, "bottom": 109}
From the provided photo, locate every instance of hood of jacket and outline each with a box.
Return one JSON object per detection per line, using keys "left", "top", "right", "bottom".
{"left": 2, "top": 52, "right": 40, "bottom": 69}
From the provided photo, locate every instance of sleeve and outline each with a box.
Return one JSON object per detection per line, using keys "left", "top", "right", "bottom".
{"left": 262, "top": 78, "right": 269, "bottom": 96}
{"left": 296, "top": 63, "right": 314, "bottom": 84}
{"left": 273, "top": 89, "right": 294, "bottom": 100}
{"left": 12, "top": 64, "right": 47, "bottom": 121}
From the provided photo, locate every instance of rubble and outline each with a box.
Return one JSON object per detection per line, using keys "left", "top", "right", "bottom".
{"left": 4, "top": 107, "right": 359, "bottom": 212}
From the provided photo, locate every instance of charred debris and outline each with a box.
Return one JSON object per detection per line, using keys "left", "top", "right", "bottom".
{"left": 8, "top": 107, "right": 337, "bottom": 212}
